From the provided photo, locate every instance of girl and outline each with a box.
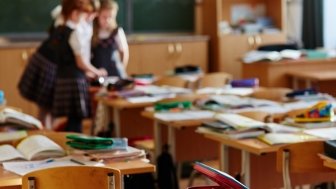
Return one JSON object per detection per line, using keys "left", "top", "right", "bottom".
{"left": 91, "top": 0, "right": 129, "bottom": 78}
{"left": 52, "top": 0, "right": 107, "bottom": 132}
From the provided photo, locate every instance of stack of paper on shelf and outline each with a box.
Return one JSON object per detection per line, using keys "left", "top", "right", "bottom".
{"left": 154, "top": 110, "right": 215, "bottom": 122}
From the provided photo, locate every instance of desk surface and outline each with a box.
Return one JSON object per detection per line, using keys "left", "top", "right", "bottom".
{"left": 0, "top": 131, "right": 155, "bottom": 188}
{"left": 202, "top": 132, "right": 280, "bottom": 155}
{"left": 287, "top": 70, "right": 336, "bottom": 81}
{"left": 141, "top": 110, "right": 214, "bottom": 129}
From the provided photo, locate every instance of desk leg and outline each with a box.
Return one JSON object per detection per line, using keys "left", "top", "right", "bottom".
{"left": 121, "top": 174, "right": 125, "bottom": 189}
{"left": 168, "top": 127, "right": 176, "bottom": 162}
{"left": 293, "top": 77, "right": 299, "bottom": 90}
{"left": 241, "top": 151, "right": 250, "bottom": 187}
{"left": 113, "top": 107, "right": 121, "bottom": 137}
{"left": 305, "top": 80, "right": 312, "bottom": 89}
{"left": 219, "top": 144, "right": 229, "bottom": 173}
{"left": 154, "top": 120, "right": 162, "bottom": 165}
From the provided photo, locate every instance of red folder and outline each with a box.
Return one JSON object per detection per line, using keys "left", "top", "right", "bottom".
{"left": 187, "top": 162, "right": 248, "bottom": 189}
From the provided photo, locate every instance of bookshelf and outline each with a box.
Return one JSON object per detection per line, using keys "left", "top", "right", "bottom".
{"left": 197, "top": 0, "right": 287, "bottom": 78}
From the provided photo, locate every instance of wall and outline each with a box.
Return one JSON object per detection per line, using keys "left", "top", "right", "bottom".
{"left": 286, "top": 0, "right": 303, "bottom": 47}
{"left": 323, "top": 0, "right": 336, "bottom": 49}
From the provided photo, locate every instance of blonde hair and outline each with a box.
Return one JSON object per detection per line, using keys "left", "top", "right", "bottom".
{"left": 92, "top": 0, "right": 119, "bottom": 47}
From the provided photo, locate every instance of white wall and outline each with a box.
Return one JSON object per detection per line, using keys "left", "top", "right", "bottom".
{"left": 324, "top": 0, "right": 336, "bottom": 49}
{"left": 286, "top": 0, "right": 303, "bottom": 47}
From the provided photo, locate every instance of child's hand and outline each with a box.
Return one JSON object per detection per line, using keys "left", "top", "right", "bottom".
{"left": 85, "top": 71, "right": 96, "bottom": 79}
{"left": 98, "top": 68, "right": 108, "bottom": 77}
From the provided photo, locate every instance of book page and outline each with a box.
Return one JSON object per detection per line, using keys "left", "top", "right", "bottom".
{"left": 0, "top": 144, "right": 25, "bottom": 162}
{"left": 16, "top": 135, "right": 65, "bottom": 160}
{"left": 0, "top": 130, "right": 27, "bottom": 143}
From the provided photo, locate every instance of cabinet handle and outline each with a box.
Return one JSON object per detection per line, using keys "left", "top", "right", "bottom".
{"left": 175, "top": 43, "right": 182, "bottom": 53}
{"left": 247, "top": 36, "right": 255, "bottom": 47}
{"left": 21, "top": 51, "right": 28, "bottom": 61}
{"left": 254, "top": 35, "right": 262, "bottom": 46}
{"left": 168, "top": 44, "right": 175, "bottom": 54}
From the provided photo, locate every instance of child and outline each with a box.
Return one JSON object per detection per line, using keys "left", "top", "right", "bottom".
{"left": 52, "top": 0, "right": 107, "bottom": 132}
{"left": 91, "top": 0, "right": 129, "bottom": 78}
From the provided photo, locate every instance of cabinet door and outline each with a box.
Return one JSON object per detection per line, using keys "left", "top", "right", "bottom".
{"left": 137, "top": 43, "right": 175, "bottom": 76}
{"left": 173, "top": 41, "right": 208, "bottom": 72}
{"left": 219, "top": 33, "right": 287, "bottom": 79}
{"left": 219, "top": 35, "right": 250, "bottom": 79}
{"left": 0, "top": 47, "right": 39, "bottom": 117}
{"left": 127, "top": 44, "right": 141, "bottom": 76}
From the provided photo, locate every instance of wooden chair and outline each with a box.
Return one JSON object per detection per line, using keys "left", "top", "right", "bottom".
{"left": 276, "top": 141, "right": 334, "bottom": 189}
{"left": 21, "top": 166, "right": 122, "bottom": 189}
{"left": 197, "top": 72, "right": 232, "bottom": 88}
{"left": 153, "top": 76, "right": 189, "bottom": 88}
{"left": 250, "top": 87, "right": 293, "bottom": 102}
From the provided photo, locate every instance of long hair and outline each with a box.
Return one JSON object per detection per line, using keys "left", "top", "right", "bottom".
{"left": 92, "top": 0, "right": 119, "bottom": 47}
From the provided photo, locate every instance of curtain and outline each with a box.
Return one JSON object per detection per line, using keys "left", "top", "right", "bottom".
{"left": 302, "top": 0, "right": 324, "bottom": 49}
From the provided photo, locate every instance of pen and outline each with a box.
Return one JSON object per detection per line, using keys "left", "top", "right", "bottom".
{"left": 70, "top": 158, "right": 85, "bottom": 165}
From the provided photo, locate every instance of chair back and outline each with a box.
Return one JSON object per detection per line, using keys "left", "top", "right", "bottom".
{"left": 250, "top": 87, "right": 292, "bottom": 102}
{"left": 198, "top": 72, "right": 232, "bottom": 88}
{"left": 153, "top": 76, "right": 189, "bottom": 88}
{"left": 276, "top": 140, "right": 332, "bottom": 189}
{"left": 21, "top": 166, "right": 122, "bottom": 189}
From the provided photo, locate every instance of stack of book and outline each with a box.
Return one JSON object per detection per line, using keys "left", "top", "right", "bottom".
{"left": 66, "top": 135, "right": 145, "bottom": 162}
{"left": 197, "top": 113, "right": 267, "bottom": 139}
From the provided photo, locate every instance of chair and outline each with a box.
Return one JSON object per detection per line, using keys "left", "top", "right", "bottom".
{"left": 21, "top": 166, "right": 122, "bottom": 189}
{"left": 153, "top": 76, "right": 189, "bottom": 88}
{"left": 276, "top": 141, "right": 334, "bottom": 189}
{"left": 197, "top": 72, "right": 232, "bottom": 88}
{"left": 250, "top": 87, "right": 293, "bottom": 102}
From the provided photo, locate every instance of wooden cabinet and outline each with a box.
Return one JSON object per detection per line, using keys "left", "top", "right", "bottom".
{"left": 198, "top": 0, "right": 287, "bottom": 78}
{"left": 0, "top": 47, "right": 39, "bottom": 117}
{"left": 219, "top": 33, "right": 287, "bottom": 78}
{"left": 127, "top": 38, "right": 209, "bottom": 76}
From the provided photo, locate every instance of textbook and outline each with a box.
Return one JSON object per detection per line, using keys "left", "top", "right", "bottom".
{"left": 0, "top": 135, "right": 65, "bottom": 162}
{"left": 215, "top": 113, "right": 266, "bottom": 130}
{"left": 0, "top": 108, "right": 42, "bottom": 130}
{"left": 0, "top": 130, "right": 28, "bottom": 143}
{"left": 198, "top": 121, "right": 266, "bottom": 139}
{"left": 191, "top": 162, "right": 248, "bottom": 189}
{"left": 257, "top": 133, "right": 317, "bottom": 145}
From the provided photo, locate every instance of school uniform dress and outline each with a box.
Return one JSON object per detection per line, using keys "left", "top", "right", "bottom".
{"left": 52, "top": 21, "right": 91, "bottom": 120}
{"left": 18, "top": 28, "right": 61, "bottom": 110}
{"left": 91, "top": 27, "right": 127, "bottom": 78}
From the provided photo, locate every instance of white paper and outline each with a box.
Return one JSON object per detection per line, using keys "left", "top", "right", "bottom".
{"left": 154, "top": 110, "right": 215, "bottom": 121}
{"left": 3, "top": 157, "right": 104, "bottom": 176}
{"left": 304, "top": 127, "right": 336, "bottom": 140}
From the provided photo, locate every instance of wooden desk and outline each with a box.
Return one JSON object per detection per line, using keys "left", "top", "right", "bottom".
{"left": 242, "top": 58, "right": 336, "bottom": 95}
{"left": 201, "top": 132, "right": 336, "bottom": 189}
{"left": 0, "top": 131, "right": 155, "bottom": 189}
{"left": 287, "top": 70, "right": 336, "bottom": 90}
{"left": 141, "top": 110, "right": 218, "bottom": 178}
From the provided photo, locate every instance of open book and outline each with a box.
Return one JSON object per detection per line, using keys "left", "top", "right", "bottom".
{"left": 0, "top": 108, "right": 42, "bottom": 129}
{"left": 0, "top": 135, "right": 65, "bottom": 162}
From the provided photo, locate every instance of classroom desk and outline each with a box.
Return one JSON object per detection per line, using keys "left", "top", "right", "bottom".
{"left": 287, "top": 70, "right": 336, "bottom": 90}
{"left": 97, "top": 96, "right": 154, "bottom": 137}
{"left": 242, "top": 58, "right": 336, "bottom": 95}
{"left": 201, "top": 132, "right": 336, "bottom": 189}
{"left": 0, "top": 131, "right": 155, "bottom": 189}
{"left": 141, "top": 110, "right": 218, "bottom": 178}
{"left": 97, "top": 93, "right": 207, "bottom": 138}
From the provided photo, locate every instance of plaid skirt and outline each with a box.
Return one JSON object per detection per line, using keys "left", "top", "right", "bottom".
{"left": 52, "top": 78, "right": 91, "bottom": 118}
{"left": 17, "top": 52, "right": 57, "bottom": 110}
